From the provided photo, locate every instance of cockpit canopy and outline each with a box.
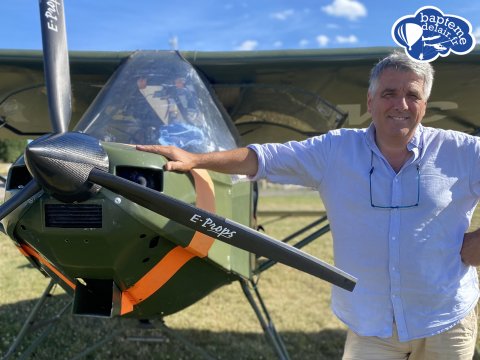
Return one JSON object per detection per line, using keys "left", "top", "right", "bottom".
{"left": 75, "top": 51, "right": 238, "bottom": 153}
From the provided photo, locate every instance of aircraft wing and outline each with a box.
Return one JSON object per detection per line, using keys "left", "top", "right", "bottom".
{"left": 0, "top": 50, "right": 128, "bottom": 139}
{"left": 185, "top": 46, "right": 480, "bottom": 144}
{"left": 0, "top": 46, "right": 479, "bottom": 144}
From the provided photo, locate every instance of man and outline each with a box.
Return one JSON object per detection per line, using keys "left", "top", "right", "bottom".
{"left": 137, "top": 51, "right": 479, "bottom": 359}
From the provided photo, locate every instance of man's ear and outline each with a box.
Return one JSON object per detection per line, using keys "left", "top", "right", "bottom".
{"left": 367, "top": 92, "right": 372, "bottom": 114}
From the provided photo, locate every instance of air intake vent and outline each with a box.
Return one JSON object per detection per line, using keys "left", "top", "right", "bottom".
{"left": 45, "top": 204, "right": 102, "bottom": 228}
{"left": 7, "top": 165, "right": 33, "bottom": 190}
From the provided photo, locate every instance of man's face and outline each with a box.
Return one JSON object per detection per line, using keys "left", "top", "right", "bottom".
{"left": 367, "top": 68, "right": 427, "bottom": 143}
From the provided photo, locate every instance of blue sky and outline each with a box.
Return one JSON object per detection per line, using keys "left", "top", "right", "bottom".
{"left": 1, "top": 0, "right": 479, "bottom": 52}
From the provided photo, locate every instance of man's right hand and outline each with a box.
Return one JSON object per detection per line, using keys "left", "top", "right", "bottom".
{"left": 136, "top": 145, "right": 259, "bottom": 176}
{"left": 136, "top": 145, "right": 196, "bottom": 172}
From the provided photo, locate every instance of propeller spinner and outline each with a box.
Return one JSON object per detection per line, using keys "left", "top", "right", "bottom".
{"left": 24, "top": 132, "right": 109, "bottom": 202}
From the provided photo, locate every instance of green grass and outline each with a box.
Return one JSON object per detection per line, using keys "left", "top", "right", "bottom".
{"left": 0, "top": 192, "right": 479, "bottom": 359}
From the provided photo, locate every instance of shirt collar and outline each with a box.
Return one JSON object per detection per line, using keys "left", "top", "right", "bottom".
{"left": 365, "top": 123, "right": 424, "bottom": 153}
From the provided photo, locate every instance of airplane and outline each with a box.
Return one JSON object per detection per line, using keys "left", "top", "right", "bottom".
{"left": 421, "top": 35, "right": 441, "bottom": 41}
{"left": 0, "top": 1, "right": 479, "bottom": 359}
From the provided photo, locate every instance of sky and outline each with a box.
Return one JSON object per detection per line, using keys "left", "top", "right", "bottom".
{"left": 1, "top": 0, "right": 479, "bottom": 52}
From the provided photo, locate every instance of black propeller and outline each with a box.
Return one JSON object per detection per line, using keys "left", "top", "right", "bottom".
{"left": 39, "top": 0, "right": 71, "bottom": 133}
{"left": 0, "top": 180, "right": 41, "bottom": 222}
{"left": 0, "top": 0, "right": 357, "bottom": 292}
{"left": 22, "top": 132, "right": 356, "bottom": 291}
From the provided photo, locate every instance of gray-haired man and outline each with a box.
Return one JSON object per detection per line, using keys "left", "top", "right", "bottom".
{"left": 138, "top": 51, "right": 479, "bottom": 359}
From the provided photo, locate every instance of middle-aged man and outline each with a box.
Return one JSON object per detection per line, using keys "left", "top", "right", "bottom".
{"left": 137, "top": 51, "right": 479, "bottom": 359}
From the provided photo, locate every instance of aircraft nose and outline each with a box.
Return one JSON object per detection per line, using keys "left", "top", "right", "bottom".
{"left": 24, "top": 132, "right": 109, "bottom": 202}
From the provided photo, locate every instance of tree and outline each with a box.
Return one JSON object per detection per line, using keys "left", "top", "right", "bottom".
{"left": 0, "top": 139, "right": 27, "bottom": 163}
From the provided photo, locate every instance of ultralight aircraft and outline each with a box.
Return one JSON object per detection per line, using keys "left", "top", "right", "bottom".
{"left": 0, "top": 0, "right": 479, "bottom": 359}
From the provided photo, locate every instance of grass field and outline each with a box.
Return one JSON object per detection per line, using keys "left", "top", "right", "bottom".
{"left": 0, "top": 190, "right": 479, "bottom": 359}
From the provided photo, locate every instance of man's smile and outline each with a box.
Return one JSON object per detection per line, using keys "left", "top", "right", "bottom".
{"left": 388, "top": 115, "right": 410, "bottom": 122}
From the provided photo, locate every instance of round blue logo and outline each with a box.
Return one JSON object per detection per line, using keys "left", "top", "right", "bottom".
{"left": 392, "top": 6, "right": 476, "bottom": 62}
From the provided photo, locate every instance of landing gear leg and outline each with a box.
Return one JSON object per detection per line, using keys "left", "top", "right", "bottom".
{"left": 240, "top": 278, "right": 290, "bottom": 360}
{"left": 3, "top": 279, "right": 71, "bottom": 360}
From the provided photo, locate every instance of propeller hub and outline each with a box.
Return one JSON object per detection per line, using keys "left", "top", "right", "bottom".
{"left": 24, "top": 132, "right": 109, "bottom": 202}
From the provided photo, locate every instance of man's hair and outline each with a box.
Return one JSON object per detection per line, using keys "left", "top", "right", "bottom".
{"left": 368, "top": 50, "right": 435, "bottom": 100}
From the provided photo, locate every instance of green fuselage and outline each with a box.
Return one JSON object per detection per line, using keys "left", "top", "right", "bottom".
{"left": 4, "top": 143, "right": 254, "bottom": 318}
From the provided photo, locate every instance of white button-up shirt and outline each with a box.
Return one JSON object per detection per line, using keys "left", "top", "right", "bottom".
{"left": 248, "top": 124, "right": 479, "bottom": 341}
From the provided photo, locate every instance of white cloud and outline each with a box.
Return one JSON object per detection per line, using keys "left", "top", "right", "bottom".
{"left": 336, "top": 35, "right": 358, "bottom": 44}
{"left": 316, "top": 35, "right": 330, "bottom": 47}
{"left": 271, "top": 9, "right": 294, "bottom": 20}
{"left": 234, "top": 40, "right": 259, "bottom": 51}
{"left": 299, "top": 39, "right": 310, "bottom": 47}
{"left": 273, "top": 41, "right": 283, "bottom": 48}
{"left": 322, "top": 0, "right": 367, "bottom": 21}
{"left": 326, "top": 23, "right": 340, "bottom": 29}
{"left": 474, "top": 27, "right": 480, "bottom": 43}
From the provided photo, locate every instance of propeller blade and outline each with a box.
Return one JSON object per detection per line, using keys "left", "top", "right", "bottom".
{"left": 88, "top": 168, "right": 356, "bottom": 291}
{"left": 39, "top": 0, "right": 72, "bottom": 133}
{"left": 0, "top": 180, "right": 41, "bottom": 223}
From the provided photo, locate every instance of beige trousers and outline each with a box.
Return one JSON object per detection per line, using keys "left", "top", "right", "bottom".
{"left": 343, "top": 308, "right": 477, "bottom": 360}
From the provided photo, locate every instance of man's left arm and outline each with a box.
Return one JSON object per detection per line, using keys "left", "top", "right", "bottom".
{"left": 461, "top": 137, "right": 480, "bottom": 267}
{"left": 461, "top": 228, "right": 480, "bottom": 266}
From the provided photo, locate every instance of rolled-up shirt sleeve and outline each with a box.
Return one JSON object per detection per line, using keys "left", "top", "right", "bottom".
{"left": 246, "top": 134, "right": 332, "bottom": 188}
{"left": 246, "top": 143, "right": 267, "bottom": 181}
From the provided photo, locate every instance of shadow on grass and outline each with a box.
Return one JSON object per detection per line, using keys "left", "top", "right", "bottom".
{"left": 0, "top": 295, "right": 346, "bottom": 360}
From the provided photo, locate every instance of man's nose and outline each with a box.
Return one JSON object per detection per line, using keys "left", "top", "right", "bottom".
{"left": 393, "top": 96, "right": 408, "bottom": 111}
